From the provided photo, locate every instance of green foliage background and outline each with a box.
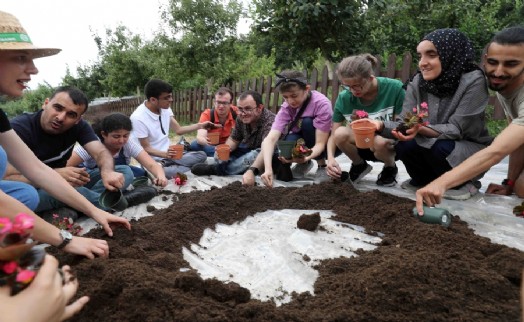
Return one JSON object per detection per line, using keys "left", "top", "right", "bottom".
{"left": 1, "top": 0, "right": 522, "bottom": 135}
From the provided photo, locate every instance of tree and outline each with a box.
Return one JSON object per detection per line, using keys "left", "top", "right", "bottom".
{"left": 251, "top": 0, "right": 367, "bottom": 68}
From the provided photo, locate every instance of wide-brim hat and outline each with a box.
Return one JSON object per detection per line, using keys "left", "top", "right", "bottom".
{"left": 0, "top": 11, "right": 61, "bottom": 59}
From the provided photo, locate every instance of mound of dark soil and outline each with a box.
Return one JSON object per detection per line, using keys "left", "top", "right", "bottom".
{"left": 53, "top": 181, "right": 524, "bottom": 321}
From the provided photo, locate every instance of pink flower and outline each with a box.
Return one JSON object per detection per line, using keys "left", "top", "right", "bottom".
{"left": 3, "top": 261, "right": 18, "bottom": 274}
{"left": 412, "top": 107, "right": 417, "bottom": 113}
{"left": 0, "top": 217, "right": 13, "bottom": 234}
{"left": 12, "top": 213, "right": 34, "bottom": 233}
{"left": 16, "top": 269, "right": 36, "bottom": 284}
{"left": 420, "top": 102, "right": 428, "bottom": 110}
{"left": 355, "top": 110, "right": 368, "bottom": 118}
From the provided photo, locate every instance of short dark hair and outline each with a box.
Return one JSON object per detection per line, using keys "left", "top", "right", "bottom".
{"left": 91, "top": 113, "right": 132, "bottom": 142}
{"left": 215, "top": 87, "right": 234, "bottom": 103}
{"left": 50, "top": 86, "right": 89, "bottom": 113}
{"left": 490, "top": 26, "right": 524, "bottom": 46}
{"left": 238, "top": 90, "right": 263, "bottom": 107}
{"left": 144, "top": 79, "right": 173, "bottom": 99}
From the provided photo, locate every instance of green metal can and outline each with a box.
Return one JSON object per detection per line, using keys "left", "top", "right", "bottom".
{"left": 412, "top": 206, "right": 451, "bottom": 227}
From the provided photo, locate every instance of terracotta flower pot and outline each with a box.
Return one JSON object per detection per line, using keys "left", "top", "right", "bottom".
{"left": 277, "top": 140, "right": 296, "bottom": 159}
{"left": 216, "top": 144, "right": 230, "bottom": 161}
{"left": 99, "top": 190, "right": 128, "bottom": 212}
{"left": 207, "top": 132, "right": 220, "bottom": 145}
{"left": 350, "top": 119, "right": 376, "bottom": 149}
{"left": 169, "top": 144, "right": 184, "bottom": 160}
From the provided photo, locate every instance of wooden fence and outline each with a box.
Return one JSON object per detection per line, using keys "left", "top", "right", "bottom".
{"left": 83, "top": 52, "right": 504, "bottom": 123}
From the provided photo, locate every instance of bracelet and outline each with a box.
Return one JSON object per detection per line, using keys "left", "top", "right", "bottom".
{"left": 502, "top": 178, "right": 515, "bottom": 187}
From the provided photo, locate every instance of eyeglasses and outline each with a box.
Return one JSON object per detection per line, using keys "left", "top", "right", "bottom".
{"left": 237, "top": 106, "right": 257, "bottom": 114}
{"left": 215, "top": 100, "right": 231, "bottom": 106}
{"left": 341, "top": 84, "right": 364, "bottom": 92}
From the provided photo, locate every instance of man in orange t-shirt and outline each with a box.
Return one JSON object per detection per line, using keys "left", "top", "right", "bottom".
{"left": 189, "top": 87, "right": 238, "bottom": 156}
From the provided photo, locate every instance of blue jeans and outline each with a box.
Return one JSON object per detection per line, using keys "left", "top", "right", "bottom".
{"left": 285, "top": 117, "right": 327, "bottom": 160}
{"left": 395, "top": 139, "right": 455, "bottom": 186}
{"left": 161, "top": 151, "right": 207, "bottom": 178}
{"left": 130, "top": 165, "right": 146, "bottom": 178}
{"left": 0, "top": 146, "right": 39, "bottom": 210}
{"left": 35, "top": 165, "right": 134, "bottom": 212}
{"left": 189, "top": 140, "right": 216, "bottom": 157}
{"left": 215, "top": 145, "right": 259, "bottom": 176}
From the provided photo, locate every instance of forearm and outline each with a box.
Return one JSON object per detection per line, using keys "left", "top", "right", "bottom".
{"left": 143, "top": 146, "right": 168, "bottom": 159}
{"left": 94, "top": 150, "right": 115, "bottom": 174}
{"left": 261, "top": 139, "right": 276, "bottom": 172}
{"left": 176, "top": 123, "right": 200, "bottom": 135}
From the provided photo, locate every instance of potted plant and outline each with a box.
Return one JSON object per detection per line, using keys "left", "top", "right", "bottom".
{"left": 291, "top": 138, "right": 312, "bottom": 159}
{"left": 395, "top": 102, "right": 429, "bottom": 135}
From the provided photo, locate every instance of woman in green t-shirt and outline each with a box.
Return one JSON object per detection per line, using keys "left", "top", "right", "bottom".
{"left": 326, "top": 54, "right": 405, "bottom": 186}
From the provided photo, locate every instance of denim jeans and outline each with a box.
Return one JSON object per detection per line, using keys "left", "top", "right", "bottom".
{"left": 161, "top": 151, "right": 207, "bottom": 179}
{"left": 189, "top": 140, "right": 216, "bottom": 157}
{"left": 395, "top": 139, "right": 455, "bottom": 186}
{"left": 35, "top": 165, "right": 134, "bottom": 212}
{"left": 285, "top": 117, "right": 328, "bottom": 160}
{"left": 0, "top": 147, "right": 39, "bottom": 210}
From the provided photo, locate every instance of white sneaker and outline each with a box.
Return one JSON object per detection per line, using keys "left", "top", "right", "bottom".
{"left": 314, "top": 166, "right": 331, "bottom": 183}
{"left": 291, "top": 160, "right": 314, "bottom": 179}
{"left": 443, "top": 181, "right": 481, "bottom": 201}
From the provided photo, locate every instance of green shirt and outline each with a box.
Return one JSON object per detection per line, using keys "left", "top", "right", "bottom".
{"left": 333, "top": 77, "right": 405, "bottom": 123}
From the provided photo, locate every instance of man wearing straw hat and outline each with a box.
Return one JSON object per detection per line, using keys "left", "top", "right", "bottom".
{"left": 0, "top": 10, "right": 130, "bottom": 259}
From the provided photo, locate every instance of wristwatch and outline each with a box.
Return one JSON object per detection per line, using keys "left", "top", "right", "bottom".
{"left": 57, "top": 230, "right": 73, "bottom": 249}
{"left": 248, "top": 167, "right": 260, "bottom": 176}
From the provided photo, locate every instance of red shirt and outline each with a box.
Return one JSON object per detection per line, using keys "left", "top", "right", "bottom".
{"left": 198, "top": 106, "right": 238, "bottom": 144}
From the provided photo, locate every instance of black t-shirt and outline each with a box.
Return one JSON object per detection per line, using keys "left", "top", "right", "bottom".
{"left": 0, "top": 109, "right": 12, "bottom": 133}
{"left": 10, "top": 110, "right": 98, "bottom": 168}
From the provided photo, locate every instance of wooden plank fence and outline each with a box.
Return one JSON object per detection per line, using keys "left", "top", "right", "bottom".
{"left": 83, "top": 53, "right": 505, "bottom": 124}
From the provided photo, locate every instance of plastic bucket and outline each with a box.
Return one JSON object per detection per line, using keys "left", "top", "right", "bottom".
{"left": 216, "top": 144, "right": 230, "bottom": 161}
{"left": 208, "top": 132, "right": 220, "bottom": 145}
{"left": 277, "top": 140, "right": 296, "bottom": 159}
{"left": 350, "top": 120, "right": 375, "bottom": 149}
{"left": 99, "top": 190, "right": 128, "bottom": 212}
{"left": 132, "top": 176, "right": 149, "bottom": 187}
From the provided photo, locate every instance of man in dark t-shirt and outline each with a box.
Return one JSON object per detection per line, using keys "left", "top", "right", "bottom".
{"left": 6, "top": 86, "right": 133, "bottom": 213}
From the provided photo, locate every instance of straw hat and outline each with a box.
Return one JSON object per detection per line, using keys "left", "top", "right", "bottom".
{"left": 0, "top": 11, "right": 60, "bottom": 58}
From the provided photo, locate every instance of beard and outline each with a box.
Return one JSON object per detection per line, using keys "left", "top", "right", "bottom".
{"left": 487, "top": 67, "right": 524, "bottom": 92}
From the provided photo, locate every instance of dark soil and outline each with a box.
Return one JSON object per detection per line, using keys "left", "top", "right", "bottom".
{"left": 53, "top": 181, "right": 524, "bottom": 322}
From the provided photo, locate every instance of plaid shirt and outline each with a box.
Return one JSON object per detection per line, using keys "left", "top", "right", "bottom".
{"left": 230, "top": 108, "right": 275, "bottom": 149}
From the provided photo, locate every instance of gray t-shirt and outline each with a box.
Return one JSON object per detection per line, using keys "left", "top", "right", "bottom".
{"left": 497, "top": 84, "right": 524, "bottom": 126}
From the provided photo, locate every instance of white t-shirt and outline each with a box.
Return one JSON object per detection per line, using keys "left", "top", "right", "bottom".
{"left": 74, "top": 140, "right": 143, "bottom": 169}
{"left": 130, "top": 101, "right": 173, "bottom": 160}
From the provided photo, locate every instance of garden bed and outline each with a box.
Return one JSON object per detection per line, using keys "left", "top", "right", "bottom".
{"left": 54, "top": 181, "right": 523, "bottom": 321}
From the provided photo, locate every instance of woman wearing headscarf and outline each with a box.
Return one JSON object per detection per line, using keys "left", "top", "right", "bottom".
{"left": 373, "top": 28, "right": 492, "bottom": 200}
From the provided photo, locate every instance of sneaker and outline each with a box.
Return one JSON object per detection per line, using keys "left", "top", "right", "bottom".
{"left": 191, "top": 163, "right": 217, "bottom": 176}
{"left": 376, "top": 166, "right": 398, "bottom": 187}
{"left": 291, "top": 160, "right": 314, "bottom": 179}
{"left": 314, "top": 166, "right": 331, "bottom": 183}
{"left": 443, "top": 181, "right": 481, "bottom": 201}
{"left": 400, "top": 179, "right": 421, "bottom": 192}
{"left": 349, "top": 161, "right": 372, "bottom": 183}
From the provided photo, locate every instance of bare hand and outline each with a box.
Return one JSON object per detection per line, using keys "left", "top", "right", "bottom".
{"left": 100, "top": 171, "right": 124, "bottom": 191}
{"left": 55, "top": 167, "right": 90, "bottom": 187}
{"left": 196, "top": 134, "right": 209, "bottom": 146}
{"left": 415, "top": 183, "right": 445, "bottom": 215}
{"left": 485, "top": 183, "right": 512, "bottom": 195}
{"left": 201, "top": 121, "right": 222, "bottom": 130}
{"left": 167, "top": 146, "right": 182, "bottom": 159}
{"left": 154, "top": 176, "right": 168, "bottom": 187}
{"left": 392, "top": 124, "right": 421, "bottom": 141}
{"left": 261, "top": 170, "right": 274, "bottom": 188}
{"left": 89, "top": 209, "right": 131, "bottom": 237}
{"left": 63, "top": 236, "right": 109, "bottom": 259}
{"left": 0, "top": 255, "right": 89, "bottom": 322}
{"left": 327, "top": 159, "right": 341, "bottom": 179}
{"left": 242, "top": 170, "right": 256, "bottom": 186}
